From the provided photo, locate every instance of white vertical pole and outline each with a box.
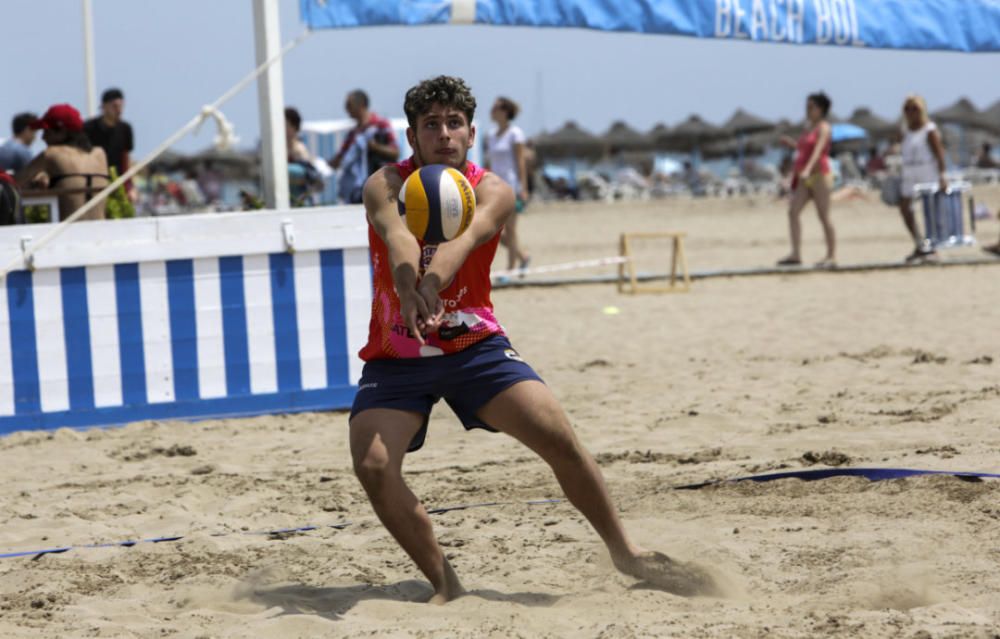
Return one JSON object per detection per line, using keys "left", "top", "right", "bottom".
{"left": 253, "top": 0, "right": 290, "bottom": 210}
{"left": 82, "top": 0, "right": 98, "bottom": 118}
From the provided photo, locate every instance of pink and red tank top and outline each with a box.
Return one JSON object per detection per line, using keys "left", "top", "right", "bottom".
{"left": 794, "top": 125, "right": 831, "bottom": 177}
{"left": 359, "top": 157, "right": 505, "bottom": 361}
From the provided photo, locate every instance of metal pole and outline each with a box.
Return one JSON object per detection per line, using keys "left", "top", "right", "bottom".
{"left": 252, "top": 0, "right": 290, "bottom": 209}
{"left": 82, "top": 0, "right": 98, "bottom": 117}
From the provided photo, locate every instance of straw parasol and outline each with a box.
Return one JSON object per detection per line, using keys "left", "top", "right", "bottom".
{"left": 930, "top": 97, "right": 999, "bottom": 134}
{"left": 601, "top": 120, "right": 652, "bottom": 152}
{"left": 984, "top": 99, "right": 1000, "bottom": 131}
{"left": 533, "top": 121, "right": 605, "bottom": 161}
{"left": 654, "top": 115, "right": 726, "bottom": 153}
{"left": 848, "top": 107, "right": 898, "bottom": 140}
{"left": 722, "top": 109, "right": 774, "bottom": 136}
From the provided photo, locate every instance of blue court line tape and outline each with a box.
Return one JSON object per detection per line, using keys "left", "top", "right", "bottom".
{"left": 674, "top": 467, "right": 1000, "bottom": 490}
{"left": 0, "top": 499, "right": 563, "bottom": 561}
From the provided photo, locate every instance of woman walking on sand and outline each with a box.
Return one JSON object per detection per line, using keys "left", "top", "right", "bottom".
{"left": 778, "top": 92, "right": 836, "bottom": 268}
{"left": 898, "top": 95, "right": 949, "bottom": 263}
{"left": 484, "top": 96, "right": 531, "bottom": 274}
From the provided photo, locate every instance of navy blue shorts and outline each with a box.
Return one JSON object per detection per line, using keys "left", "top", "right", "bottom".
{"left": 350, "top": 334, "right": 543, "bottom": 452}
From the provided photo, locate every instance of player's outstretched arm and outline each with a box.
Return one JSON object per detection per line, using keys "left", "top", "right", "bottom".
{"left": 364, "top": 168, "right": 435, "bottom": 342}
{"left": 420, "top": 172, "right": 515, "bottom": 296}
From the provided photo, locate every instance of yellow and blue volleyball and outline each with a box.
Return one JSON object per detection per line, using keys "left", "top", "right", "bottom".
{"left": 398, "top": 164, "right": 476, "bottom": 244}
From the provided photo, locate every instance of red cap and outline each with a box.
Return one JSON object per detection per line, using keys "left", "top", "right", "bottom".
{"left": 30, "top": 104, "right": 84, "bottom": 133}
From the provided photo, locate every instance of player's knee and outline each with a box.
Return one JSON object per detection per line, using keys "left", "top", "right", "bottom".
{"left": 540, "top": 428, "right": 585, "bottom": 466}
{"left": 353, "top": 448, "right": 395, "bottom": 491}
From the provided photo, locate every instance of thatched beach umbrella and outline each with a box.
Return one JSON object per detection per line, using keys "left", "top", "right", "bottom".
{"left": 601, "top": 120, "right": 652, "bottom": 153}
{"left": 722, "top": 109, "right": 774, "bottom": 136}
{"left": 931, "top": 97, "right": 998, "bottom": 133}
{"left": 533, "top": 121, "right": 605, "bottom": 161}
{"left": 984, "top": 99, "right": 1000, "bottom": 131}
{"left": 654, "top": 115, "right": 726, "bottom": 154}
{"left": 848, "top": 107, "right": 898, "bottom": 140}
{"left": 721, "top": 109, "right": 773, "bottom": 164}
{"left": 930, "top": 98, "right": 999, "bottom": 165}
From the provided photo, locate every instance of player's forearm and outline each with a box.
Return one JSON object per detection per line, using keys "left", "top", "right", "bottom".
{"left": 386, "top": 228, "right": 423, "bottom": 291}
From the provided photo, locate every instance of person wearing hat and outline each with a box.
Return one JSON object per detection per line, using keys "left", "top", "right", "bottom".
{"left": 15, "top": 104, "right": 109, "bottom": 221}
{"left": 84, "top": 87, "right": 136, "bottom": 201}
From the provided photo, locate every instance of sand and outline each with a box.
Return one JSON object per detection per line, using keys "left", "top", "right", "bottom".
{"left": 2, "top": 187, "right": 1000, "bottom": 638}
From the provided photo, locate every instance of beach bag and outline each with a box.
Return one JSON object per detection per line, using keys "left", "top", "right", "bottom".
{"left": 880, "top": 175, "right": 902, "bottom": 207}
{"left": 0, "top": 172, "right": 24, "bottom": 225}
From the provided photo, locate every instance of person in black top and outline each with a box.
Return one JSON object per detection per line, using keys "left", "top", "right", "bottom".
{"left": 84, "top": 87, "right": 135, "bottom": 201}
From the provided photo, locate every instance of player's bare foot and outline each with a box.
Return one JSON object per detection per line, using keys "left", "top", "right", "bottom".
{"left": 426, "top": 559, "right": 465, "bottom": 604}
{"left": 615, "top": 550, "right": 722, "bottom": 597}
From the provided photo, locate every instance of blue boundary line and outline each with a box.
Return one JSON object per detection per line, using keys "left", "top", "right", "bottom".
{"left": 0, "top": 499, "right": 563, "bottom": 560}
{"left": 673, "top": 467, "right": 1000, "bottom": 490}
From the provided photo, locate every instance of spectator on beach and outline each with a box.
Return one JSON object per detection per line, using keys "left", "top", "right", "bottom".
{"left": 16, "top": 104, "right": 109, "bottom": 221}
{"left": 285, "top": 107, "right": 323, "bottom": 206}
{"left": 0, "top": 113, "right": 38, "bottom": 173}
{"left": 864, "top": 145, "right": 886, "bottom": 177}
{"left": 898, "top": 95, "right": 948, "bottom": 263}
{"left": 84, "top": 88, "right": 135, "bottom": 201}
{"left": 285, "top": 107, "right": 311, "bottom": 163}
{"left": 975, "top": 142, "right": 997, "bottom": 169}
{"left": 777, "top": 92, "right": 836, "bottom": 268}
{"left": 484, "top": 96, "right": 530, "bottom": 273}
{"left": 681, "top": 161, "right": 705, "bottom": 196}
{"left": 330, "top": 90, "right": 399, "bottom": 204}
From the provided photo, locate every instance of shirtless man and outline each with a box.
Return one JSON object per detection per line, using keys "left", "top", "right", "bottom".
{"left": 349, "top": 76, "right": 716, "bottom": 603}
{"left": 16, "top": 104, "right": 109, "bottom": 221}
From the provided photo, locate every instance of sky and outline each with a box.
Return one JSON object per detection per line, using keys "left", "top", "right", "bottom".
{"left": 3, "top": 0, "right": 999, "bottom": 158}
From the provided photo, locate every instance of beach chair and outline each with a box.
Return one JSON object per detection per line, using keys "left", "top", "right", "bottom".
{"left": 914, "top": 181, "right": 975, "bottom": 249}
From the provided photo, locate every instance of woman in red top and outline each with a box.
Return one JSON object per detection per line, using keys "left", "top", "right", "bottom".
{"left": 778, "top": 92, "right": 836, "bottom": 268}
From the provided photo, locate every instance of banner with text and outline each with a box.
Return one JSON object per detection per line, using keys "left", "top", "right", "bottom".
{"left": 300, "top": 0, "right": 1000, "bottom": 53}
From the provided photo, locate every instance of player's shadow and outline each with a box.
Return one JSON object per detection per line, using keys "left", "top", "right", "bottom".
{"left": 247, "top": 580, "right": 560, "bottom": 620}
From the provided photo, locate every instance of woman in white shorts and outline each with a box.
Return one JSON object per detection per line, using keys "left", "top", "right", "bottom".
{"left": 899, "top": 95, "right": 948, "bottom": 263}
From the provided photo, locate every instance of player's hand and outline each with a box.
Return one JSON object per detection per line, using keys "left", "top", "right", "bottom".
{"left": 398, "top": 287, "right": 431, "bottom": 344}
{"left": 416, "top": 276, "right": 445, "bottom": 331}
{"left": 938, "top": 175, "right": 949, "bottom": 193}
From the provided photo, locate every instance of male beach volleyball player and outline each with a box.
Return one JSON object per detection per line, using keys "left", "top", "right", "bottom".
{"left": 349, "top": 76, "right": 714, "bottom": 603}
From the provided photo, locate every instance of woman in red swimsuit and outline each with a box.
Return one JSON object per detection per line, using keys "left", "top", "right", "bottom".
{"left": 778, "top": 92, "right": 836, "bottom": 268}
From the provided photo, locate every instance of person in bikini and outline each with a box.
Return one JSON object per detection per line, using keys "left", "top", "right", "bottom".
{"left": 777, "top": 92, "right": 836, "bottom": 268}
{"left": 349, "top": 75, "right": 717, "bottom": 604}
{"left": 16, "top": 104, "right": 109, "bottom": 221}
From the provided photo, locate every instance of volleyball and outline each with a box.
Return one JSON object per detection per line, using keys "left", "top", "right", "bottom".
{"left": 398, "top": 164, "right": 476, "bottom": 244}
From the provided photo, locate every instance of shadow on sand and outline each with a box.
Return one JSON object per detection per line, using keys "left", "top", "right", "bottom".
{"left": 247, "top": 580, "right": 561, "bottom": 619}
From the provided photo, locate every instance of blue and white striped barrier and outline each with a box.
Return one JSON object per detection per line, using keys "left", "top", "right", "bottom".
{"left": 0, "top": 207, "right": 371, "bottom": 433}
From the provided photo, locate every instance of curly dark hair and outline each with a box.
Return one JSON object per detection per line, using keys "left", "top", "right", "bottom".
{"left": 403, "top": 76, "right": 476, "bottom": 128}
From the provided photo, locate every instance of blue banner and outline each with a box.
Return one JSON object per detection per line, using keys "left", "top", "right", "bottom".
{"left": 300, "top": 0, "right": 1000, "bottom": 53}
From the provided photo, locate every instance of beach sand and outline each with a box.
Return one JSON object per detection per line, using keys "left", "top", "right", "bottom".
{"left": 2, "top": 188, "right": 999, "bottom": 638}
